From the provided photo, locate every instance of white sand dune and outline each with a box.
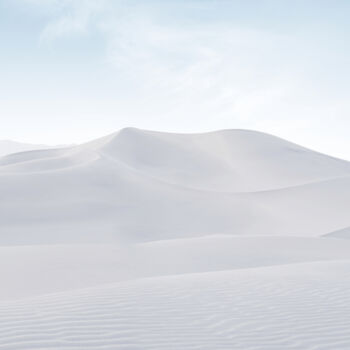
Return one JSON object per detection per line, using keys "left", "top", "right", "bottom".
{"left": 1, "top": 261, "right": 350, "bottom": 350}
{"left": 0, "top": 140, "right": 59, "bottom": 158}
{"left": 1, "top": 236, "right": 350, "bottom": 301}
{"left": 0, "top": 128, "right": 350, "bottom": 349}
{"left": 0, "top": 128, "right": 350, "bottom": 244}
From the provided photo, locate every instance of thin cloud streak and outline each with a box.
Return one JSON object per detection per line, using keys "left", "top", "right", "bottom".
{"left": 2, "top": 0, "right": 350, "bottom": 160}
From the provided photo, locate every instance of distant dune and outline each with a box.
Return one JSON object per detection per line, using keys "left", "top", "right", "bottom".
{"left": 0, "top": 140, "right": 59, "bottom": 158}
{"left": 0, "top": 128, "right": 349, "bottom": 244}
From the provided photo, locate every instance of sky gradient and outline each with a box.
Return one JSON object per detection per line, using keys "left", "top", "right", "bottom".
{"left": 1, "top": 0, "right": 349, "bottom": 160}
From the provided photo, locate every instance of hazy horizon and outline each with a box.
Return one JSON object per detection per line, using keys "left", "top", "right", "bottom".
{"left": 2, "top": 126, "right": 350, "bottom": 163}
{"left": 1, "top": 0, "right": 350, "bottom": 160}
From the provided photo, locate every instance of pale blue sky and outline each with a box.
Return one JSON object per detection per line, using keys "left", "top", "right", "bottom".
{"left": 1, "top": 0, "right": 349, "bottom": 159}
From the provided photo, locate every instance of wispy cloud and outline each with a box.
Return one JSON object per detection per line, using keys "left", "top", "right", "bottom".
{"left": 5, "top": 0, "right": 350, "bottom": 158}
{"left": 37, "top": 0, "right": 108, "bottom": 41}
{"left": 11, "top": 0, "right": 315, "bottom": 130}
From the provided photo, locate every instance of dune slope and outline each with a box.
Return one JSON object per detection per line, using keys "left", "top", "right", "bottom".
{"left": 0, "top": 128, "right": 350, "bottom": 244}
{"left": 1, "top": 261, "right": 350, "bottom": 350}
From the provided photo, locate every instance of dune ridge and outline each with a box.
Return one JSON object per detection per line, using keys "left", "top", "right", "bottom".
{"left": 0, "top": 128, "right": 350, "bottom": 245}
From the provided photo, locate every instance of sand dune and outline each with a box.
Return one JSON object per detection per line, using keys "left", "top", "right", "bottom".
{"left": 0, "top": 128, "right": 350, "bottom": 349}
{"left": 1, "top": 261, "right": 350, "bottom": 350}
{"left": 0, "top": 128, "right": 350, "bottom": 244}
{"left": 0, "top": 140, "right": 60, "bottom": 158}
{"left": 1, "top": 235, "right": 350, "bottom": 300}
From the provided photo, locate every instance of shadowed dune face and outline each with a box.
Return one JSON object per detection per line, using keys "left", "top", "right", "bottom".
{"left": 323, "top": 226, "right": 350, "bottom": 239}
{"left": 99, "top": 128, "right": 350, "bottom": 191}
